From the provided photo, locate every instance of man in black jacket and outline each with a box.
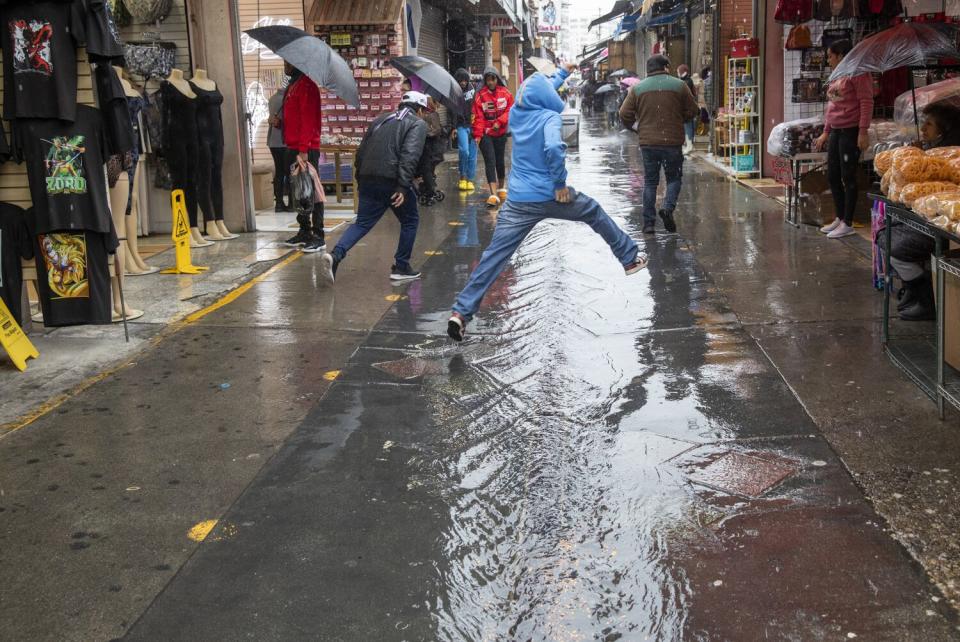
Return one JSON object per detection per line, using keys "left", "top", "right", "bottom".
{"left": 322, "top": 92, "right": 429, "bottom": 283}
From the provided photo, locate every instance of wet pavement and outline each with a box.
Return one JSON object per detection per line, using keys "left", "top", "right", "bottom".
{"left": 2, "top": 118, "right": 959, "bottom": 640}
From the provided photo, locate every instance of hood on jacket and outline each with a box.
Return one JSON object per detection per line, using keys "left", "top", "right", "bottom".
{"left": 514, "top": 72, "right": 565, "bottom": 115}
{"left": 454, "top": 68, "right": 471, "bottom": 84}
{"left": 482, "top": 66, "right": 506, "bottom": 87}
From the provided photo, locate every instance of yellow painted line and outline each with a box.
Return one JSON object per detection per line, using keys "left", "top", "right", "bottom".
{"left": 424, "top": 250, "right": 444, "bottom": 256}
{"left": 323, "top": 370, "right": 341, "bottom": 381}
{"left": 385, "top": 294, "right": 407, "bottom": 302}
{"left": 0, "top": 251, "right": 304, "bottom": 438}
{"left": 448, "top": 221, "right": 465, "bottom": 227}
{"left": 187, "top": 519, "right": 219, "bottom": 542}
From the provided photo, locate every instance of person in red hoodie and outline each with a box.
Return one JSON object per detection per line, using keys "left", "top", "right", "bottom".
{"left": 473, "top": 67, "right": 513, "bottom": 208}
{"left": 281, "top": 61, "right": 325, "bottom": 252}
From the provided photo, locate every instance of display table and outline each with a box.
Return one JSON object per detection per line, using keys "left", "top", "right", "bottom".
{"left": 776, "top": 152, "right": 828, "bottom": 227}
{"left": 317, "top": 145, "right": 358, "bottom": 216}
{"left": 875, "top": 194, "right": 960, "bottom": 419}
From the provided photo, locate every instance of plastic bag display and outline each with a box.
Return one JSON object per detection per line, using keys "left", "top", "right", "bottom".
{"left": 899, "top": 181, "right": 959, "bottom": 206}
{"left": 891, "top": 154, "right": 955, "bottom": 183}
{"left": 874, "top": 145, "right": 921, "bottom": 174}
{"left": 894, "top": 77, "right": 960, "bottom": 137}
{"left": 767, "top": 117, "right": 824, "bottom": 156}
{"left": 913, "top": 191, "right": 960, "bottom": 219}
{"left": 926, "top": 146, "right": 960, "bottom": 161}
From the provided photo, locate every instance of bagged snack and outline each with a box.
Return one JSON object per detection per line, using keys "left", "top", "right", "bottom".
{"left": 913, "top": 193, "right": 946, "bottom": 219}
{"left": 874, "top": 149, "right": 895, "bottom": 175}
{"left": 950, "top": 158, "right": 960, "bottom": 183}
{"left": 926, "top": 146, "right": 960, "bottom": 161}
{"left": 940, "top": 197, "right": 960, "bottom": 221}
{"left": 900, "top": 181, "right": 959, "bottom": 207}
{"left": 931, "top": 215, "right": 952, "bottom": 229}
{"left": 892, "top": 155, "right": 954, "bottom": 183}
{"left": 881, "top": 171, "right": 892, "bottom": 195}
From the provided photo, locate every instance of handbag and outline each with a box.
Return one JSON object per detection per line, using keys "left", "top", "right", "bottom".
{"left": 785, "top": 24, "right": 813, "bottom": 49}
{"left": 121, "top": 0, "right": 173, "bottom": 24}
{"left": 775, "top": 0, "right": 813, "bottom": 23}
{"left": 124, "top": 41, "right": 177, "bottom": 79}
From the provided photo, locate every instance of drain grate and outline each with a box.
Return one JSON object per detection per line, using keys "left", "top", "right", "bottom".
{"left": 687, "top": 451, "right": 798, "bottom": 498}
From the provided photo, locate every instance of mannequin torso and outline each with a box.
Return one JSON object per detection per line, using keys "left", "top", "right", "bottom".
{"left": 191, "top": 68, "right": 217, "bottom": 92}
{"left": 114, "top": 65, "right": 140, "bottom": 99}
{"left": 166, "top": 68, "right": 196, "bottom": 99}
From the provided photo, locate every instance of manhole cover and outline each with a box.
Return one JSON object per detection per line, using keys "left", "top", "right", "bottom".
{"left": 373, "top": 356, "right": 447, "bottom": 380}
{"left": 688, "top": 451, "right": 798, "bottom": 498}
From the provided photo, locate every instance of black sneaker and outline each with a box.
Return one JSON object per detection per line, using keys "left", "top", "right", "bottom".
{"left": 390, "top": 264, "right": 421, "bottom": 282}
{"left": 301, "top": 235, "right": 326, "bottom": 253}
{"left": 283, "top": 229, "right": 312, "bottom": 247}
{"left": 624, "top": 253, "right": 648, "bottom": 275}
{"left": 659, "top": 209, "right": 677, "bottom": 234}
{"left": 642, "top": 222, "right": 656, "bottom": 235}
{"left": 447, "top": 312, "right": 466, "bottom": 341}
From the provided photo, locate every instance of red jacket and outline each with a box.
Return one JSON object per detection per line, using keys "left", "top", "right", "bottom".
{"left": 472, "top": 85, "right": 513, "bottom": 140}
{"left": 283, "top": 74, "right": 322, "bottom": 153}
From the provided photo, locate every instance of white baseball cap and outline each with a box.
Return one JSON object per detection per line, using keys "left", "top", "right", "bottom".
{"left": 401, "top": 91, "right": 429, "bottom": 109}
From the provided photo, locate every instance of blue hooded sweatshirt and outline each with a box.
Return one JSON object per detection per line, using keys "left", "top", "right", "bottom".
{"left": 507, "top": 68, "right": 570, "bottom": 202}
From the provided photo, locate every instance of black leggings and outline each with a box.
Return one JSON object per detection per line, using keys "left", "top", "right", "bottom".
{"left": 167, "top": 138, "right": 200, "bottom": 227}
{"left": 479, "top": 135, "right": 507, "bottom": 185}
{"left": 827, "top": 127, "right": 861, "bottom": 226}
{"left": 197, "top": 136, "right": 225, "bottom": 223}
{"left": 271, "top": 147, "right": 292, "bottom": 204}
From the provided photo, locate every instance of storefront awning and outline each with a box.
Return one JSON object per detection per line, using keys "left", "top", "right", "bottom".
{"left": 637, "top": 4, "right": 684, "bottom": 28}
{"left": 588, "top": 1, "right": 633, "bottom": 30}
{"left": 308, "top": 0, "right": 404, "bottom": 25}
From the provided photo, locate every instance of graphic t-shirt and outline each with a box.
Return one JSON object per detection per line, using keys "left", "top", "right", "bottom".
{"left": 32, "top": 228, "right": 115, "bottom": 327}
{"left": 84, "top": 0, "right": 124, "bottom": 63}
{"left": 0, "top": 0, "right": 86, "bottom": 121}
{"left": 0, "top": 202, "right": 33, "bottom": 324}
{"left": 12, "top": 104, "right": 112, "bottom": 235}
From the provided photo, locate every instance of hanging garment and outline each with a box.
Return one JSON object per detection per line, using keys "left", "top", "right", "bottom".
{"left": 124, "top": 93, "right": 146, "bottom": 214}
{"left": 123, "top": 41, "right": 176, "bottom": 79}
{"left": 84, "top": 0, "right": 124, "bottom": 63}
{"left": 814, "top": 0, "right": 859, "bottom": 19}
{"left": 94, "top": 63, "right": 135, "bottom": 155}
{"left": 12, "top": 104, "right": 113, "bottom": 236}
{"left": 0, "top": 0, "right": 86, "bottom": 121}
{"left": 160, "top": 81, "right": 200, "bottom": 226}
{"left": 774, "top": 0, "right": 813, "bottom": 23}
{"left": 0, "top": 203, "right": 34, "bottom": 324}
{"left": 121, "top": 0, "right": 172, "bottom": 24}
{"left": 190, "top": 81, "right": 226, "bottom": 222}
{"left": 32, "top": 228, "right": 116, "bottom": 327}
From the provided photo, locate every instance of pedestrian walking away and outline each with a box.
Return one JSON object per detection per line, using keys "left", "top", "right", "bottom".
{"left": 267, "top": 84, "right": 292, "bottom": 213}
{"left": 321, "top": 91, "right": 428, "bottom": 284}
{"left": 453, "top": 68, "right": 478, "bottom": 192}
{"left": 473, "top": 67, "right": 514, "bottom": 208}
{"left": 677, "top": 64, "right": 698, "bottom": 155}
{"left": 448, "top": 64, "right": 647, "bottom": 342}
{"left": 619, "top": 54, "right": 698, "bottom": 236}
{"left": 416, "top": 96, "right": 447, "bottom": 206}
{"left": 281, "top": 61, "right": 326, "bottom": 252}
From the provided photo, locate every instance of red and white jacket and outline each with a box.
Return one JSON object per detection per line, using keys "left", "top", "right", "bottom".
{"left": 283, "top": 73, "right": 323, "bottom": 153}
{"left": 472, "top": 83, "right": 513, "bottom": 140}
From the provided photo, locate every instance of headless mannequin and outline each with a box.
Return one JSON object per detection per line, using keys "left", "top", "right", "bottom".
{"left": 165, "top": 69, "right": 213, "bottom": 248}
{"left": 190, "top": 68, "right": 237, "bottom": 240}
{"left": 115, "top": 66, "right": 158, "bottom": 276}
{"left": 109, "top": 171, "right": 144, "bottom": 321}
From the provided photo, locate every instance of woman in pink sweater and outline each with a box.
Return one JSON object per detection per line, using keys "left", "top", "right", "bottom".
{"left": 813, "top": 39, "right": 874, "bottom": 239}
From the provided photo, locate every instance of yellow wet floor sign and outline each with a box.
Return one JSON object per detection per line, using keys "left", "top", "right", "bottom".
{"left": 161, "top": 189, "right": 209, "bottom": 275}
{"left": 0, "top": 298, "right": 38, "bottom": 371}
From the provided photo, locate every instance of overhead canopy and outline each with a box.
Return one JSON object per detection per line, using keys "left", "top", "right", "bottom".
{"left": 308, "top": 0, "right": 404, "bottom": 25}
{"left": 638, "top": 3, "right": 684, "bottom": 27}
{"left": 589, "top": 1, "right": 633, "bottom": 29}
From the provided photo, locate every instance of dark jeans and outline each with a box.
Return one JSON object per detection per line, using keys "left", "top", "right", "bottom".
{"left": 827, "top": 127, "right": 861, "bottom": 226}
{"left": 270, "top": 147, "right": 292, "bottom": 205}
{"left": 332, "top": 182, "right": 419, "bottom": 270}
{"left": 641, "top": 145, "right": 684, "bottom": 224}
{"left": 479, "top": 135, "right": 507, "bottom": 185}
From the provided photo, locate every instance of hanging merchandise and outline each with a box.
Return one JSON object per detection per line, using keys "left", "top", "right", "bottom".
{"left": 730, "top": 36, "right": 760, "bottom": 58}
{"left": 94, "top": 64, "right": 136, "bottom": 156}
{"left": 11, "top": 105, "right": 114, "bottom": 236}
{"left": 121, "top": 0, "right": 172, "bottom": 25}
{"left": 775, "top": 0, "right": 814, "bottom": 23}
{"left": 814, "top": 0, "right": 859, "bottom": 20}
{"left": 32, "top": 230, "right": 116, "bottom": 327}
{"left": 189, "top": 80, "right": 227, "bottom": 225}
{"left": 0, "top": 1, "right": 87, "bottom": 121}
{"left": 786, "top": 24, "right": 814, "bottom": 50}
{"left": 0, "top": 203, "right": 34, "bottom": 325}
{"left": 107, "top": 0, "right": 132, "bottom": 27}
{"left": 85, "top": 0, "right": 125, "bottom": 63}
{"left": 821, "top": 28, "right": 854, "bottom": 50}
{"left": 124, "top": 41, "right": 177, "bottom": 78}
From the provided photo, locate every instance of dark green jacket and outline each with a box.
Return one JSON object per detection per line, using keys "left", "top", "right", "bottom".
{"left": 619, "top": 71, "right": 699, "bottom": 147}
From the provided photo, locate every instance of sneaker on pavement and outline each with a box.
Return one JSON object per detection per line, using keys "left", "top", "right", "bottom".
{"left": 820, "top": 218, "right": 842, "bottom": 234}
{"left": 390, "top": 264, "right": 421, "bottom": 282}
{"left": 319, "top": 252, "right": 335, "bottom": 283}
{"left": 658, "top": 209, "right": 677, "bottom": 233}
{"left": 486, "top": 195, "right": 501, "bottom": 208}
{"left": 465, "top": 180, "right": 476, "bottom": 191}
{"left": 624, "top": 253, "right": 648, "bottom": 275}
{"left": 827, "top": 222, "right": 856, "bottom": 239}
{"left": 448, "top": 312, "right": 466, "bottom": 342}
{"left": 301, "top": 235, "right": 326, "bottom": 253}
{"left": 497, "top": 189, "right": 508, "bottom": 202}
{"left": 458, "top": 179, "right": 468, "bottom": 191}
{"left": 642, "top": 222, "right": 656, "bottom": 235}
{"left": 283, "top": 229, "right": 311, "bottom": 247}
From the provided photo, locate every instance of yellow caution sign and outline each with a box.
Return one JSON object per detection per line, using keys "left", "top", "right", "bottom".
{"left": 161, "top": 189, "right": 209, "bottom": 275}
{"left": 0, "top": 297, "right": 39, "bottom": 372}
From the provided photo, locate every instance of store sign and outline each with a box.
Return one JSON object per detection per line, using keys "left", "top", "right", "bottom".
{"left": 245, "top": 81, "right": 270, "bottom": 149}
{"left": 490, "top": 16, "right": 521, "bottom": 38}
{"left": 538, "top": 1, "right": 561, "bottom": 33}
{"left": 240, "top": 15, "right": 293, "bottom": 59}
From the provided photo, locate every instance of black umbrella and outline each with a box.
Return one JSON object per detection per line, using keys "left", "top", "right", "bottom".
{"left": 608, "top": 69, "right": 633, "bottom": 79}
{"left": 389, "top": 55, "right": 464, "bottom": 113}
{"left": 244, "top": 25, "right": 359, "bottom": 108}
{"left": 594, "top": 83, "right": 618, "bottom": 94}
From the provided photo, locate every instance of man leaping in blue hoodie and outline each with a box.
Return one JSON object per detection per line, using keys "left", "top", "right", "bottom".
{"left": 447, "top": 63, "right": 647, "bottom": 342}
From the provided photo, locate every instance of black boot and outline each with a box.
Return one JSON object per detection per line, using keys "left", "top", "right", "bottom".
{"left": 899, "top": 275, "right": 936, "bottom": 321}
{"left": 302, "top": 205, "right": 326, "bottom": 253}
{"left": 283, "top": 211, "right": 312, "bottom": 247}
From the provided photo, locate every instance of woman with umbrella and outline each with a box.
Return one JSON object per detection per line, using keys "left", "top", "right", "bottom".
{"left": 813, "top": 39, "right": 875, "bottom": 240}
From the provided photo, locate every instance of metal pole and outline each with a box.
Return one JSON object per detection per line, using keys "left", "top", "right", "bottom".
{"left": 936, "top": 237, "right": 945, "bottom": 419}
{"left": 882, "top": 212, "right": 892, "bottom": 346}
{"left": 115, "top": 254, "right": 130, "bottom": 343}
{"left": 910, "top": 68, "right": 921, "bottom": 142}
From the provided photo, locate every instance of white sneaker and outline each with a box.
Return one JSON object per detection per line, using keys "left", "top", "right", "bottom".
{"left": 819, "top": 218, "right": 842, "bottom": 234}
{"left": 682, "top": 138, "right": 694, "bottom": 155}
{"left": 827, "top": 222, "right": 856, "bottom": 239}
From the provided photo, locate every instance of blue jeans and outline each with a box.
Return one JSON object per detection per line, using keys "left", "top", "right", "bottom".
{"left": 452, "top": 189, "right": 639, "bottom": 321}
{"left": 641, "top": 145, "right": 684, "bottom": 225}
{"left": 457, "top": 126, "right": 477, "bottom": 180}
{"left": 333, "top": 182, "right": 419, "bottom": 270}
{"left": 684, "top": 120, "right": 695, "bottom": 141}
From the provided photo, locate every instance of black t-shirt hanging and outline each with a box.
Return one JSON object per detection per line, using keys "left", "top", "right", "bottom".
{"left": 0, "top": 202, "right": 33, "bottom": 324}
{"left": 0, "top": 0, "right": 86, "bottom": 121}
{"left": 12, "top": 104, "right": 112, "bottom": 235}
{"left": 94, "top": 63, "right": 134, "bottom": 155}
{"left": 32, "top": 228, "right": 114, "bottom": 327}
{"left": 84, "top": 0, "right": 124, "bottom": 63}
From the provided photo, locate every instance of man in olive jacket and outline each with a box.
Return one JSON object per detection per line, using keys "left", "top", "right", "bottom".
{"left": 620, "top": 54, "right": 698, "bottom": 235}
